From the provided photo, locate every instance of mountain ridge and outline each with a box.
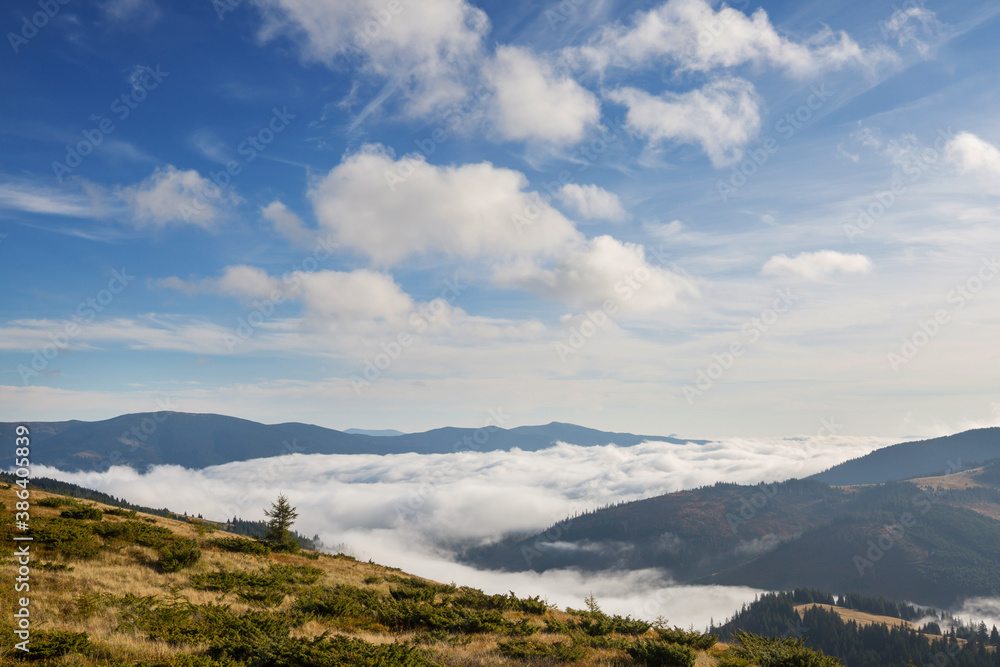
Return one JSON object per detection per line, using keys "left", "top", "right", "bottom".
{"left": 0, "top": 411, "right": 704, "bottom": 472}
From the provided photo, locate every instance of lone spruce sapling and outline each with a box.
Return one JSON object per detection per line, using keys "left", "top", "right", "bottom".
{"left": 264, "top": 493, "right": 300, "bottom": 551}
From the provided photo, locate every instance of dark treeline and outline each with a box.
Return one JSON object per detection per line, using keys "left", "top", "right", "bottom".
{"left": 2, "top": 472, "right": 320, "bottom": 550}
{"left": 712, "top": 590, "right": 1000, "bottom": 667}
{"left": 1, "top": 473, "right": 176, "bottom": 518}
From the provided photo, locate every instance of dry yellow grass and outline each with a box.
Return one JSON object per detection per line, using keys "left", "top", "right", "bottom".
{"left": 1, "top": 483, "right": 729, "bottom": 666}
{"left": 910, "top": 468, "right": 989, "bottom": 491}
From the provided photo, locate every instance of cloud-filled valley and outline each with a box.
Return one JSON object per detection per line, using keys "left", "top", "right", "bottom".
{"left": 37, "top": 433, "right": 895, "bottom": 625}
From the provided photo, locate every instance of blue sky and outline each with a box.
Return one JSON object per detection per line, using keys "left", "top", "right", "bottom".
{"left": 2, "top": 0, "right": 999, "bottom": 437}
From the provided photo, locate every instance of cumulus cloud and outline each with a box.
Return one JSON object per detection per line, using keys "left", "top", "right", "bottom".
{"left": 495, "top": 235, "right": 695, "bottom": 315}
{"left": 252, "top": 0, "right": 488, "bottom": 116}
{"left": 945, "top": 132, "right": 1000, "bottom": 178}
{"left": 761, "top": 250, "right": 873, "bottom": 281}
{"left": 36, "top": 433, "right": 892, "bottom": 624}
{"left": 557, "top": 184, "right": 628, "bottom": 222}
{"left": 608, "top": 78, "right": 762, "bottom": 167}
{"left": 158, "top": 265, "right": 414, "bottom": 323}
{"left": 261, "top": 200, "right": 315, "bottom": 247}
{"left": 118, "top": 165, "right": 238, "bottom": 229}
{"left": 485, "top": 46, "right": 600, "bottom": 146}
{"left": 158, "top": 265, "right": 283, "bottom": 301}
{"left": 307, "top": 144, "right": 580, "bottom": 265}
{"left": 569, "top": 0, "right": 881, "bottom": 77}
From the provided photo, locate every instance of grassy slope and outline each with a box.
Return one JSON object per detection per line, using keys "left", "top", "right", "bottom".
{"left": 1, "top": 484, "right": 742, "bottom": 666}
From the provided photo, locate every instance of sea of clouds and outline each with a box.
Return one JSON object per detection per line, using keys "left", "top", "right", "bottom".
{"left": 38, "top": 433, "right": 905, "bottom": 627}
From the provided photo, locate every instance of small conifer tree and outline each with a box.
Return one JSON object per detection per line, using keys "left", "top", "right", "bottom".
{"left": 263, "top": 493, "right": 299, "bottom": 550}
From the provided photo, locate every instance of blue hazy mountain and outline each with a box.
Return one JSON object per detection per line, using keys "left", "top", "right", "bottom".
{"left": 0, "top": 412, "right": 703, "bottom": 472}
{"left": 343, "top": 428, "right": 407, "bottom": 436}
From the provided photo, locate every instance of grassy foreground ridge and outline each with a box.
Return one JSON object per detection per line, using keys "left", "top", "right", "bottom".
{"left": 0, "top": 483, "right": 841, "bottom": 666}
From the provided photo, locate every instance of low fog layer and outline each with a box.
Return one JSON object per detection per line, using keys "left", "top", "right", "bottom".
{"left": 35, "top": 434, "right": 896, "bottom": 625}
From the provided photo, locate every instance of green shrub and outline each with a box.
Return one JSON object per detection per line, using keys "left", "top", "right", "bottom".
{"left": 496, "top": 638, "right": 587, "bottom": 662}
{"left": 496, "top": 638, "right": 550, "bottom": 658}
{"left": 36, "top": 561, "right": 74, "bottom": 572}
{"left": 22, "top": 629, "right": 91, "bottom": 660}
{"left": 112, "top": 593, "right": 295, "bottom": 647}
{"left": 93, "top": 519, "right": 174, "bottom": 546}
{"left": 75, "top": 591, "right": 104, "bottom": 619}
{"left": 60, "top": 505, "right": 103, "bottom": 520}
{"left": 627, "top": 639, "right": 696, "bottom": 667}
{"left": 33, "top": 518, "right": 101, "bottom": 559}
{"left": 157, "top": 539, "right": 201, "bottom": 572}
{"left": 296, "top": 583, "right": 517, "bottom": 634}
{"left": 104, "top": 507, "right": 138, "bottom": 518}
{"left": 655, "top": 626, "right": 718, "bottom": 649}
{"left": 192, "top": 563, "right": 322, "bottom": 593}
{"left": 192, "top": 563, "right": 321, "bottom": 607}
{"left": 210, "top": 633, "right": 440, "bottom": 666}
{"left": 37, "top": 496, "right": 75, "bottom": 508}
{"left": 551, "top": 642, "right": 588, "bottom": 662}
{"left": 505, "top": 618, "right": 539, "bottom": 637}
{"left": 207, "top": 536, "right": 271, "bottom": 556}
{"left": 718, "top": 631, "right": 842, "bottom": 667}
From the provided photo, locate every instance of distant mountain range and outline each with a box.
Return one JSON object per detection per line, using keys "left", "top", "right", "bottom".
{"left": 465, "top": 428, "right": 1000, "bottom": 608}
{"left": 0, "top": 412, "right": 704, "bottom": 472}
{"left": 810, "top": 427, "right": 1000, "bottom": 485}
{"left": 343, "top": 428, "right": 407, "bottom": 437}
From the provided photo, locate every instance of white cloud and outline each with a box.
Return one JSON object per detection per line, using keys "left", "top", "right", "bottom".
{"left": 761, "top": 250, "right": 873, "bottom": 281}
{"left": 495, "top": 235, "right": 695, "bottom": 314}
{"left": 881, "top": 7, "right": 943, "bottom": 58}
{"left": 307, "top": 144, "right": 580, "bottom": 265}
{"left": 118, "top": 165, "right": 238, "bottom": 229}
{"left": 485, "top": 46, "right": 600, "bottom": 146}
{"left": 0, "top": 182, "right": 95, "bottom": 217}
{"left": 608, "top": 78, "right": 762, "bottom": 167}
{"left": 252, "top": 0, "right": 488, "bottom": 116}
{"left": 945, "top": 132, "right": 1000, "bottom": 177}
{"left": 159, "top": 265, "right": 413, "bottom": 324}
{"left": 34, "top": 433, "right": 891, "bottom": 623}
{"left": 557, "top": 184, "right": 628, "bottom": 222}
{"left": 102, "top": 0, "right": 161, "bottom": 27}
{"left": 569, "top": 0, "right": 881, "bottom": 77}
{"left": 295, "top": 269, "right": 414, "bottom": 323}
{"left": 261, "top": 200, "right": 315, "bottom": 247}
